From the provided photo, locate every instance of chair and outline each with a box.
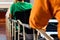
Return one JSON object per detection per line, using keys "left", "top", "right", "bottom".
{"left": 14, "top": 9, "right": 34, "bottom": 40}
{"left": 14, "top": 9, "right": 31, "bottom": 24}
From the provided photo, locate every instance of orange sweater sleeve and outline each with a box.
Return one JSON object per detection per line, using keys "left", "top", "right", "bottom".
{"left": 29, "top": 0, "right": 60, "bottom": 30}
{"left": 53, "top": 0, "right": 60, "bottom": 21}
{"left": 29, "top": 0, "right": 52, "bottom": 30}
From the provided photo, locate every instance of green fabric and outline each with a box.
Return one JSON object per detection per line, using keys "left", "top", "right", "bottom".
{"left": 10, "top": 1, "right": 32, "bottom": 18}
{"left": 10, "top": 1, "right": 32, "bottom": 30}
{"left": 16, "top": 26, "right": 23, "bottom": 31}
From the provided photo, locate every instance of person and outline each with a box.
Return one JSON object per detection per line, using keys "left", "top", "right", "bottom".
{"left": 29, "top": 0, "right": 60, "bottom": 40}
{"left": 9, "top": 0, "right": 33, "bottom": 40}
{"left": 9, "top": 0, "right": 32, "bottom": 29}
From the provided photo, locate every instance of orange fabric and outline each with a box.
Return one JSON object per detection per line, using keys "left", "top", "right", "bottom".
{"left": 29, "top": 0, "right": 60, "bottom": 39}
{"left": 55, "top": 11, "right": 60, "bottom": 39}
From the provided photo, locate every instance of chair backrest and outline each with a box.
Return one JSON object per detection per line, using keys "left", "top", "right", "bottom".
{"left": 14, "top": 9, "right": 31, "bottom": 24}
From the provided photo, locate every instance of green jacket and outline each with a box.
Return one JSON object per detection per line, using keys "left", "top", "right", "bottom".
{"left": 10, "top": 1, "right": 32, "bottom": 30}
{"left": 10, "top": 1, "right": 32, "bottom": 18}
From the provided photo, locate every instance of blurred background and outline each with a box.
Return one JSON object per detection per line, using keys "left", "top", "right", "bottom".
{"left": 0, "top": 0, "right": 58, "bottom": 40}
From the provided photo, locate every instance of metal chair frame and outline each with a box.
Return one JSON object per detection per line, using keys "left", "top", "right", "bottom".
{"left": 9, "top": 19, "right": 54, "bottom": 40}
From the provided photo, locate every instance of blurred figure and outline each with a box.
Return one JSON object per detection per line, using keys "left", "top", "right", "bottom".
{"left": 9, "top": 0, "right": 32, "bottom": 19}
{"left": 9, "top": 0, "right": 32, "bottom": 29}
{"left": 9, "top": 0, "right": 33, "bottom": 40}
{"left": 29, "top": 0, "right": 60, "bottom": 39}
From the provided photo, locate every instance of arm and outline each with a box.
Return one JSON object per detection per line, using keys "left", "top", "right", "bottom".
{"left": 9, "top": 14, "right": 13, "bottom": 19}
{"left": 9, "top": 3, "right": 14, "bottom": 19}
{"left": 29, "top": 0, "right": 49, "bottom": 30}
{"left": 53, "top": 0, "right": 60, "bottom": 39}
{"left": 53, "top": 0, "right": 60, "bottom": 20}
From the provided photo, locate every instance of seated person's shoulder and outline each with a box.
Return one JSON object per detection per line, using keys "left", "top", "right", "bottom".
{"left": 24, "top": 2, "right": 32, "bottom": 5}
{"left": 24, "top": 2, "right": 32, "bottom": 8}
{"left": 10, "top": 3, "right": 16, "bottom": 7}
